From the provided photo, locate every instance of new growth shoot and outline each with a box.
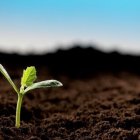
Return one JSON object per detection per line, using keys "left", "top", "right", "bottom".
{"left": 0, "top": 64, "right": 63, "bottom": 128}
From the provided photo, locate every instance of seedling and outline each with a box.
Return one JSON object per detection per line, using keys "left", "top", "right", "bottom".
{"left": 0, "top": 64, "right": 63, "bottom": 128}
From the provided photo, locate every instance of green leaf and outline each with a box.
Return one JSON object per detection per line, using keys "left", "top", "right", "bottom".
{"left": 24, "top": 80, "right": 63, "bottom": 94}
{"left": 21, "top": 66, "right": 37, "bottom": 87}
{"left": 0, "top": 64, "right": 19, "bottom": 94}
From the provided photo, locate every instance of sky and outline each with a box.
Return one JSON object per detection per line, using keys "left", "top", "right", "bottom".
{"left": 0, "top": 0, "right": 140, "bottom": 54}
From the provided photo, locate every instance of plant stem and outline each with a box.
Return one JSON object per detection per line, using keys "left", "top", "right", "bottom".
{"left": 15, "top": 94, "right": 23, "bottom": 128}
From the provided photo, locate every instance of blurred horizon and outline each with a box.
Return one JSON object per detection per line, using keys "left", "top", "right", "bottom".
{"left": 0, "top": 0, "right": 140, "bottom": 54}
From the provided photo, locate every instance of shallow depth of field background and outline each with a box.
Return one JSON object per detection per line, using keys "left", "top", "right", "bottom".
{"left": 0, "top": 0, "right": 140, "bottom": 54}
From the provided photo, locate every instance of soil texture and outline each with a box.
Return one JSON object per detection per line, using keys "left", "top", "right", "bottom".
{"left": 0, "top": 47, "right": 139, "bottom": 140}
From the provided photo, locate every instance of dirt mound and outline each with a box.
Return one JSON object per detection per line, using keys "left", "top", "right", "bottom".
{"left": 0, "top": 47, "right": 139, "bottom": 139}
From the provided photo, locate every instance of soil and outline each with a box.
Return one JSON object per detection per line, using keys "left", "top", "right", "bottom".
{"left": 0, "top": 47, "right": 140, "bottom": 140}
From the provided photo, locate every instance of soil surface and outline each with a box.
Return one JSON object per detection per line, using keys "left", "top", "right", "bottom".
{"left": 0, "top": 47, "right": 140, "bottom": 140}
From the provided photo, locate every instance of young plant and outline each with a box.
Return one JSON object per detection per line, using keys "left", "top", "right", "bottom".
{"left": 0, "top": 64, "right": 63, "bottom": 128}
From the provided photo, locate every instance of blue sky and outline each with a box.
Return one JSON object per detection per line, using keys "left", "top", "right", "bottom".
{"left": 0, "top": 0, "right": 140, "bottom": 54}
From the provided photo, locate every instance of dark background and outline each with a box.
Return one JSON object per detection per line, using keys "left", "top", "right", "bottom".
{"left": 0, "top": 45, "right": 140, "bottom": 78}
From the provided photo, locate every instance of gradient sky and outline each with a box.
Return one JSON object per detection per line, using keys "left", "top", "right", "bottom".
{"left": 0, "top": 0, "right": 140, "bottom": 54}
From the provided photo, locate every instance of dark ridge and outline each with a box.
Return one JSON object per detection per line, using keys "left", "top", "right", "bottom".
{"left": 0, "top": 45, "right": 140, "bottom": 77}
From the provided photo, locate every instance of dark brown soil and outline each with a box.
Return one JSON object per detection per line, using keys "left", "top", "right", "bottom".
{"left": 0, "top": 47, "right": 140, "bottom": 140}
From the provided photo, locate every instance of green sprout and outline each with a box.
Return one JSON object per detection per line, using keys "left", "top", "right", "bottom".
{"left": 0, "top": 64, "right": 63, "bottom": 128}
